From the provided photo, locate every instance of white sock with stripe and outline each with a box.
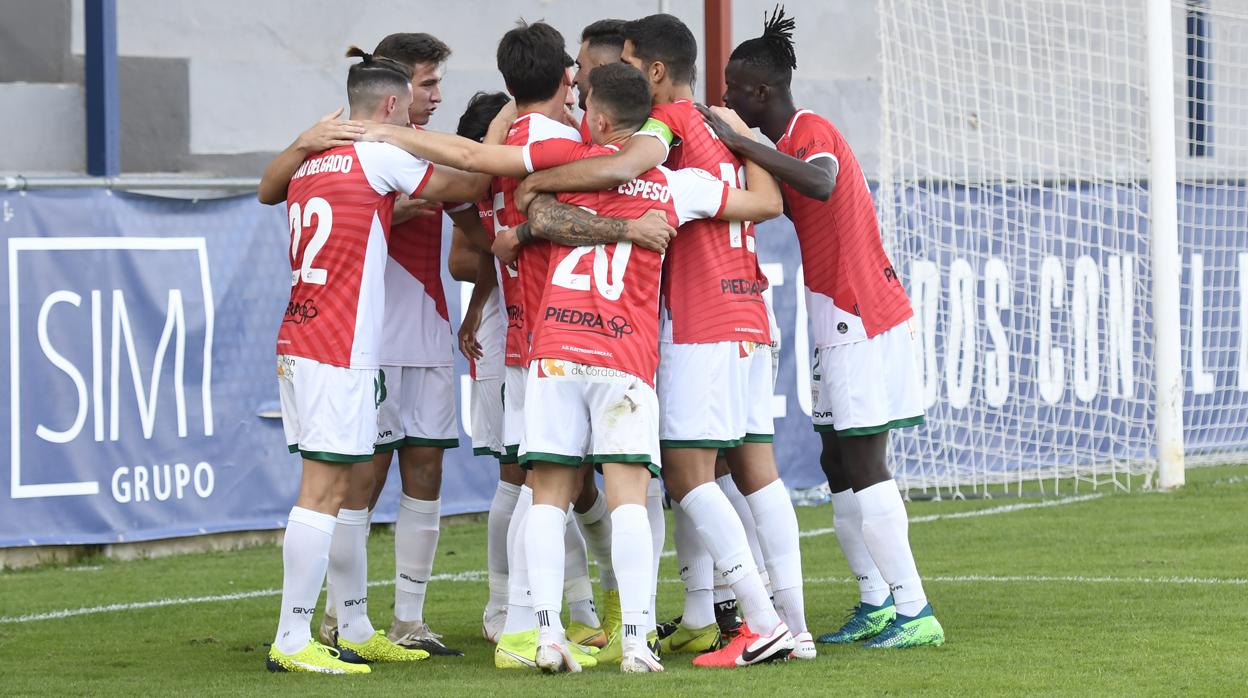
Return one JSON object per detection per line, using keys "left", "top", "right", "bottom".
{"left": 611, "top": 503, "right": 652, "bottom": 655}
{"left": 526, "top": 504, "right": 568, "bottom": 645}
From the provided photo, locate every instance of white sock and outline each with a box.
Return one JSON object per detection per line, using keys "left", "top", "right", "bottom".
{"left": 575, "top": 488, "right": 618, "bottom": 591}
{"left": 324, "top": 568, "right": 337, "bottom": 622}
{"left": 394, "top": 495, "right": 439, "bottom": 624}
{"left": 323, "top": 508, "right": 374, "bottom": 623}
{"left": 610, "top": 504, "right": 652, "bottom": 655}
{"left": 672, "top": 500, "right": 715, "bottom": 628}
{"left": 487, "top": 481, "right": 521, "bottom": 616}
{"left": 646, "top": 478, "right": 664, "bottom": 631}
{"left": 679, "top": 482, "right": 782, "bottom": 634}
{"left": 746, "top": 479, "right": 807, "bottom": 633}
{"left": 718, "top": 474, "right": 771, "bottom": 592}
{"left": 329, "top": 507, "right": 375, "bottom": 643}
{"left": 503, "top": 486, "right": 536, "bottom": 635}
{"left": 857, "top": 480, "right": 928, "bottom": 616}
{"left": 564, "top": 507, "right": 599, "bottom": 627}
{"left": 830, "top": 488, "right": 890, "bottom": 606}
{"left": 526, "top": 504, "right": 568, "bottom": 644}
{"left": 275, "top": 507, "right": 336, "bottom": 654}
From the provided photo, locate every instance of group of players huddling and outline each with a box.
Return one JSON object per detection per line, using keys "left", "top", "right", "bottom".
{"left": 259, "top": 7, "right": 945, "bottom": 676}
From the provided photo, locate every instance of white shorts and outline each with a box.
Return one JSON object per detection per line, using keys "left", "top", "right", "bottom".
{"left": 658, "top": 341, "right": 744, "bottom": 448}
{"left": 502, "top": 364, "right": 528, "bottom": 462}
{"left": 375, "top": 365, "right": 459, "bottom": 451}
{"left": 471, "top": 377, "right": 505, "bottom": 459}
{"left": 736, "top": 341, "right": 775, "bottom": 442}
{"left": 277, "top": 354, "right": 377, "bottom": 463}
{"left": 519, "top": 359, "right": 661, "bottom": 475}
{"left": 812, "top": 322, "right": 925, "bottom": 435}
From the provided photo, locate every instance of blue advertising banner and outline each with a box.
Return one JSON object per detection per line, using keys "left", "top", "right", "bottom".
{"left": 0, "top": 190, "right": 823, "bottom": 548}
{"left": 3, "top": 184, "right": 1245, "bottom": 546}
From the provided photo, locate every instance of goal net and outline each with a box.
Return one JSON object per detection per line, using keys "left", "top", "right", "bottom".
{"left": 876, "top": 0, "right": 1248, "bottom": 494}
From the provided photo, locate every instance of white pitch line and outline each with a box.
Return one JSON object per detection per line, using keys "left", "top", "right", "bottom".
{"left": 797, "top": 492, "right": 1104, "bottom": 539}
{"left": 655, "top": 493, "right": 1102, "bottom": 558}
{"left": 648, "top": 574, "right": 1247, "bottom": 586}
{"left": 0, "top": 570, "right": 485, "bottom": 625}
{"left": 925, "top": 574, "right": 1248, "bottom": 586}
{"left": 806, "top": 574, "right": 1248, "bottom": 586}
{"left": 0, "top": 492, "right": 1128, "bottom": 626}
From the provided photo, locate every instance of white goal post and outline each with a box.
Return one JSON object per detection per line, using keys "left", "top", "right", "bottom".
{"left": 876, "top": 0, "right": 1248, "bottom": 494}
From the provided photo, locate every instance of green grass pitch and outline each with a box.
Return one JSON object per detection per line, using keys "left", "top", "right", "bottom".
{"left": 2, "top": 464, "right": 1246, "bottom": 697}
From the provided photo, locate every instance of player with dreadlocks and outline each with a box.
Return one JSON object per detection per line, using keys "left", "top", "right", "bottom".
{"left": 701, "top": 6, "right": 946, "bottom": 649}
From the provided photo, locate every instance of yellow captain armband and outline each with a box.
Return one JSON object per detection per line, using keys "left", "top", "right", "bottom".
{"left": 635, "top": 118, "right": 675, "bottom": 149}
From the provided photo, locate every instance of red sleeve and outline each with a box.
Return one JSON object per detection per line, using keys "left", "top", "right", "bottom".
{"left": 647, "top": 103, "right": 687, "bottom": 143}
{"left": 410, "top": 163, "right": 435, "bottom": 198}
{"left": 525, "top": 138, "right": 596, "bottom": 173}
{"left": 788, "top": 114, "right": 839, "bottom": 162}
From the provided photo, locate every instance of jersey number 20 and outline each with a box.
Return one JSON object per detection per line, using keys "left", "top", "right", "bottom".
{"left": 551, "top": 243, "right": 632, "bottom": 301}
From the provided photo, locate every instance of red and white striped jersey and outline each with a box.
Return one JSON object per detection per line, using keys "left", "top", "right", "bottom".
{"left": 380, "top": 125, "right": 453, "bottom": 367}
{"left": 641, "top": 99, "right": 772, "bottom": 346}
{"left": 489, "top": 111, "right": 582, "bottom": 366}
{"left": 776, "top": 110, "right": 912, "bottom": 347}
{"left": 523, "top": 139, "right": 729, "bottom": 385}
{"left": 469, "top": 196, "right": 507, "bottom": 381}
{"left": 277, "top": 142, "right": 433, "bottom": 368}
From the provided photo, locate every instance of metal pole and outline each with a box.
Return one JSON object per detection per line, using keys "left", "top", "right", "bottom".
{"left": 704, "top": 0, "right": 732, "bottom": 106}
{"left": 85, "top": 0, "right": 120, "bottom": 176}
{"left": 1185, "top": 0, "right": 1211, "bottom": 157}
{"left": 1146, "top": 0, "right": 1186, "bottom": 490}
{"left": 4, "top": 176, "right": 260, "bottom": 192}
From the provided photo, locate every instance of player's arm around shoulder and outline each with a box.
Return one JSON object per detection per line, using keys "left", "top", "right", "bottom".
{"left": 419, "top": 165, "right": 494, "bottom": 205}
{"left": 362, "top": 122, "right": 528, "bottom": 178}
{"left": 698, "top": 104, "right": 834, "bottom": 202}
{"left": 726, "top": 160, "right": 783, "bottom": 222}
{"left": 523, "top": 194, "right": 675, "bottom": 254}
{"left": 516, "top": 131, "right": 669, "bottom": 212}
{"left": 258, "top": 108, "right": 365, "bottom": 204}
{"left": 705, "top": 107, "right": 783, "bottom": 221}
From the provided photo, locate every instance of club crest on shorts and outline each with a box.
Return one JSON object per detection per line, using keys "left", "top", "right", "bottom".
{"left": 537, "top": 358, "right": 568, "bottom": 378}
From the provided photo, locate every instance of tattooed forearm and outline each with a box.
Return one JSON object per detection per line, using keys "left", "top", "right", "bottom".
{"left": 526, "top": 193, "right": 628, "bottom": 246}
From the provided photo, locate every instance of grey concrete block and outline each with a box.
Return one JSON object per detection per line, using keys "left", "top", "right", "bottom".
{"left": 119, "top": 55, "right": 190, "bottom": 172}
{"left": 0, "top": 0, "right": 75, "bottom": 83}
{"left": 0, "top": 83, "right": 84, "bottom": 173}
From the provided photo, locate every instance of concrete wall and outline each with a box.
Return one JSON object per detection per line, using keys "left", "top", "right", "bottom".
{"left": 0, "top": 83, "right": 85, "bottom": 173}
{"left": 0, "top": 0, "right": 884, "bottom": 175}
